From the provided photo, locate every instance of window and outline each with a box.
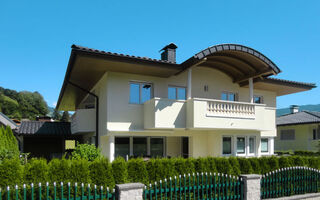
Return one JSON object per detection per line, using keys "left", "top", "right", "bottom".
{"left": 261, "top": 138, "right": 269, "bottom": 153}
{"left": 223, "top": 137, "right": 232, "bottom": 155}
{"left": 115, "top": 137, "right": 130, "bottom": 158}
{"left": 129, "top": 82, "right": 153, "bottom": 104}
{"left": 150, "top": 138, "right": 164, "bottom": 157}
{"left": 249, "top": 137, "right": 255, "bottom": 154}
{"left": 168, "top": 86, "right": 186, "bottom": 100}
{"left": 280, "top": 130, "right": 295, "bottom": 140}
{"left": 236, "top": 137, "right": 245, "bottom": 154}
{"left": 133, "top": 137, "right": 147, "bottom": 157}
{"left": 221, "top": 92, "right": 237, "bottom": 101}
{"left": 253, "top": 96, "right": 263, "bottom": 104}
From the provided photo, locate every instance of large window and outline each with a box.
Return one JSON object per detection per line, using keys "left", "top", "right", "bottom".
{"left": 280, "top": 130, "right": 295, "bottom": 140}
{"left": 222, "top": 137, "right": 232, "bottom": 155}
{"left": 115, "top": 137, "right": 130, "bottom": 158}
{"left": 249, "top": 137, "right": 255, "bottom": 154}
{"left": 261, "top": 138, "right": 269, "bottom": 153}
{"left": 236, "top": 137, "right": 245, "bottom": 154}
{"left": 129, "top": 82, "right": 153, "bottom": 104}
{"left": 221, "top": 92, "right": 237, "bottom": 101}
{"left": 133, "top": 137, "right": 147, "bottom": 157}
{"left": 150, "top": 138, "right": 164, "bottom": 157}
{"left": 168, "top": 86, "right": 186, "bottom": 100}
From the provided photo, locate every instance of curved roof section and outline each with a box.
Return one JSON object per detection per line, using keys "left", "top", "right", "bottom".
{"left": 181, "top": 44, "right": 281, "bottom": 83}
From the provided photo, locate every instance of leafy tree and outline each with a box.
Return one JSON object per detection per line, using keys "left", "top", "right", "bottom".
{"left": 52, "top": 109, "right": 62, "bottom": 121}
{"left": 61, "top": 111, "right": 70, "bottom": 122}
{"left": 0, "top": 126, "right": 19, "bottom": 160}
{"left": 71, "top": 143, "right": 102, "bottom": 161}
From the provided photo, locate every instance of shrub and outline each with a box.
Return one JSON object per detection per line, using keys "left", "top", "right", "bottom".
{"left": 160, "top": 158, "right": 176, "bottom": 179}
{"left": 292, "top": 156, "right": 305, "bottom": 166}
{"left": 69, "top": 159, "right": 90, "bottom": 184}
{"left": 259, "top": 157, "right": 270, "bottom": 174}
{"left": 278, "top": 156, "right": 291, "bottom": 169}
{"left": 147, "top": 158, "right": 164, "bottom": 183}
{"left": 0, "top": 159, "right": 23, "bottom": 188}
{"left": 0, "top": 126, "right": 19, "bottom": 160}
{"left": 238, "top": 158, "right": 253, "bottom": 174}
{"left": 228, "top": 157, "right": 241, "bottom": 176}
{"left": 214, "top": 158, "right": 233, "bottom": 175}
{"left": 206, "top": 157, "right": 217, "bottom": 173}
{"left": 71, "top": 143, "right": 102, "bottom": 161}
{"left": 112, "top": 157, "right": 127, "bottom": 184}
{"left": 127, "top": 158, "right": 148, "bottom": 184}
{"left": 267, "top": 156, "right": 279, "bottom": 172}
{"left": 308, "top": 157, "right": 320, "bottom": 169}
{"left": 90, "top": 158, "right": 115, "bottom": 189}
{"left": 48, "top": 159, "right": 71, "bottom": 183}
{"left": 248, "top": 158, "right": 261, "bottom": 174}
{"left": 194, "top": 157, "right": 210, "bottom": 173}
{"left": 24, "top": 158, "right": 48, "bottom": 184}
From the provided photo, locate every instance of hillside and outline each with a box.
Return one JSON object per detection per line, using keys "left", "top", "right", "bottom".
{"left": 277, "top": 104, "right": 320, "bottom": 116}
{"left": 0, "top": 86, "right": 49, "bottom": 120}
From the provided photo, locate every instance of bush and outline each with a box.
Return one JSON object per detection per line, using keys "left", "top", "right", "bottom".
{"left": 267, "top": 156, "right": 279, "bottom": 172}
{"left": 193, "top": 157, "right": 211, "bottom": 173}
{"left": 278, "top": 157, "right": 291, "bottom": 169}
{"left": 228, "top": 157, "right": 241, "bottom": 175}
{"left": 238, "top": 158, "right": 253, "bottom": 174}
{"left": 0, "top": 126, "right": 19, "bottom": 160}
{"left": 112, "top": 157, "right": 127, "bottom": 184}
{"left": 24, "top": 158, "right": 48, "bottom": 184}
{"left": 206, "top": 157, "right": 217, "bottom": 173}
{"left": 248, "top": 158, "right": 261, "bottom": 174}
{"left": 90, "top": 158, "right": 115, "bottom": 189}
{"left": 174, "top": 157, "right": 195, "bottom": 176}
{"left": 307, "top": 157, "right": 320, "bottom": 169}
{"left": 48, "top": 159, "right": 71, "bottom": 183}
{"left": 71, "top": 143, "right": 102, "bottom": 161}
{"left": 259, "top": 157, "right": 270, "bottom": 174}
{"left": 0, "top": 159, "right": 23, "bottom": 188}
{"left": 214, "top": 158, "right": 233, "bottom": 175}
{"left": 127, "top": 158, "right": 148, "bottom": 184}
{"left": 147, "top": 158, "right": 165, "bottom": 183}
{"left": 160, "top": 158, "right": 176, "bottom": 179}
{"left": 291, "top": 156, "right": 305, "bottom": 166}
{"left": 69, "top": 159, "right": 90, "bottom": 184}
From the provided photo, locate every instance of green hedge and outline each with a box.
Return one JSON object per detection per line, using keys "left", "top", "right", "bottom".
{"left": 2, "top": 155, "right": 320, "bottom": 189}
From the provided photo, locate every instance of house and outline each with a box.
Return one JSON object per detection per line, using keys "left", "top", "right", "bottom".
{"left": 15, "top": 120, "right": 82, "bottom": 159}
{"left": 275, "top": 105, "right": 320, "bottom": 152}
{"left": 56, "top": 43, "right": 315, "bottom": 161}
{"left": 0, "top": 112, "right": 18, "bottom": 129}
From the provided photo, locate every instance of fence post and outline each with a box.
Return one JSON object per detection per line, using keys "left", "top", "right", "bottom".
{"left": 115, "top": 183, "right": 144, "bottom": 200}
{"left": 240, "top": 174, "right": 262, "bottom": 200}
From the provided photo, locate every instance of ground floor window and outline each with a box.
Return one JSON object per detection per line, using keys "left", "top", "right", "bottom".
{"left": 222, "top": 137, "right": 232, "bottom": 155}
{"left": 115, "top": 136, "right": 165, "bottom": 159}
{"left": 261, "top": 138, "right": 269, "bottom": 153}
{"left": 236, "top": 137, "right": 245, "bottom": 154}
{"left": 223, "top": 135, "right": 260, "bottom": 156}
{"left": 249, "top": 137, "right": 255, "bottom": 154}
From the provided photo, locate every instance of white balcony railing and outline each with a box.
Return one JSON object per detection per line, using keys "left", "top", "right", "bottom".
{"left": 207, "top": 100, "right": 255, "bottom": 119}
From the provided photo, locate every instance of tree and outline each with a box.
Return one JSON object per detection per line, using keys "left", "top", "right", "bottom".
{"left": 0, "top": 125, "right": 19, "bottom": 159}
{"left": 61, "top": 111, "right": 70, "bottom": 122}
{"left": 52, "top": 109, "right": 62, "bottom": 121}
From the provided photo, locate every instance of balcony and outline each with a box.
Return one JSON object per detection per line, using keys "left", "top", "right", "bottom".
{"left": 71, "top": 109, "right": 96, "bottom": 134}
{"left": 144, "top": 98, "right": 275, "bottom": 131}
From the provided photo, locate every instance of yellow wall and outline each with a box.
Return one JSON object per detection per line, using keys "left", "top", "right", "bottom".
{"left": 275, "top": 124, "right": 320, "bottom": 152}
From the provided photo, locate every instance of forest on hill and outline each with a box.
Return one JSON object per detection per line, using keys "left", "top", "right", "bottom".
{"left": 0, "top": 86, "right": 49, "bottom": 120}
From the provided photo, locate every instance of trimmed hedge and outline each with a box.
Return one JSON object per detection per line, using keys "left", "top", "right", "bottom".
{"left": 2, "top": 155, "right": 320, "bottom": 189}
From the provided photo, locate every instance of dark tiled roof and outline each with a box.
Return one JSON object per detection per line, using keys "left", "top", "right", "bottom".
{"left": 264, "top": 77, "right": 316, "bottom": 88}
{"left": 277, "top": 111, "right": 320, "bottom": 126}
{"left": 16, "top": 121, "right": 71, "bottom": 135}
{"left": 72, "top": 45, "right": 177, "bottom": 64}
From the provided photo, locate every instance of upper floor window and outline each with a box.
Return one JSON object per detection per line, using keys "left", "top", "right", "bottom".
{"left": 254, "top": 96, "right": 263, "bottom": 104}
{"left": 129, "top": 82, "right": 153, "bottom": 104}
{"left": 168, "top": 86, "right": 186, "bottom": 100}
{"left": 221, "top": 92, "right": 237, "bottom": 101}
{"left": 280, "top": 129, "right": 295, "bottom": 140}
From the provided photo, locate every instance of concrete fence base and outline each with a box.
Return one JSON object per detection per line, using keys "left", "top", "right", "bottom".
{"left": 116, "top": 183, "right": 144, "bottom": 200}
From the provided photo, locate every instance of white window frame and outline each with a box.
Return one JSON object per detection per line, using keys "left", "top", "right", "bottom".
{"left": 222, "top": 136, "right": 233, "bottom": 156}
{"left": 248, "top": 136, "right": 256, "bottom": 156}
{"left": 222, "top": 135, "right": 257, "bottom": 157}
{"left": 236, "top": 136, "right": 246, "bottom": 156}
{"left": 129, "top": 81, "right": 153, "bottom": 104}
{"left": 260, "top": 137, "right": 270, "bottom": 154}
{"left": 168, "top": 85, "right": 187, "bottom": 100}
{"left": 221, "top": 91, "right": 238, "bottom": 101}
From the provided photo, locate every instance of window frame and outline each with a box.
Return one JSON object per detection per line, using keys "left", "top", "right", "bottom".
{"left": 221, "top": 91, "right": 238, "bottom": 102}
{"left": 253, "top": 95, "right": 263, "bottom": 104}
{"left": 129, "top": 81, "right": 153, "bottom": 104}
{"left": 280, "top": 129, "right": 295, "bottom": 141}
{"left": 236, "top": 136, "right": 246, "bottom": 155}
{"left": 248, "top": 136, "right": 256, "bottom": 156}
{"left": 261, "top": 138, "right": 269, "bottom": 153}
{"left": 222, "top": 136, "right": 233, "bottom": 156}
{"left": 168, "top": 85, "right": 187, "bottom": 100}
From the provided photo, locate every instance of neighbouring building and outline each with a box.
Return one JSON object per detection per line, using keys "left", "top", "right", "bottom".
{"left": 275, "top": 105, "right": 320, "bottom": 152}
{"left": 0, "top": 112, "right": 18, "bottom": 129}
{"left": 56, "top": 43, "right": 315, "bottom": 161}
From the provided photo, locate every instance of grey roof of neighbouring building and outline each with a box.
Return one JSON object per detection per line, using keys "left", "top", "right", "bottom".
{"left": 0, "top": 112, "right": 18, "bottom": 129}
{"left": 277, "top": 111, "right": 320, "bottom": 126}
{"left": 16, "top": 121, "right": 71, "bottom": 136}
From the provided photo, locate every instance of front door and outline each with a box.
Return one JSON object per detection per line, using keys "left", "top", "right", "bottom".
{"left": 182, "top": 137, "right": 189, "bottom": 158}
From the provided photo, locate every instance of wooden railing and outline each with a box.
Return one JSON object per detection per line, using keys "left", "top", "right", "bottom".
{"left": 207, "top": 100, "right": 255, "bottom": 119}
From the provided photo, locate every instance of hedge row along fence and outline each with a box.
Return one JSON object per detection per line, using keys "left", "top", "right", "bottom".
{"left": 1, "top": 156, "right": 320, "bottom": 192}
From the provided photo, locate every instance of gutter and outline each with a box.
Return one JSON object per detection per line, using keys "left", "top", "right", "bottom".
{"left": 67, "top": 81, "right": 99, "bottom": 148}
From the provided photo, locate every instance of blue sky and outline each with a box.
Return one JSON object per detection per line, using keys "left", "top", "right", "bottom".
{"left": 1, "top": 0, "right": 319, "bottom": 109}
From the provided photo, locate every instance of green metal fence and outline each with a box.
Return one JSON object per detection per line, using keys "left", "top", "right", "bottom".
{"left": 0, "top": 182, "right": 115, "bottom": 200}
{"left": 144, "top": 172, "right": 244, "bottom": 200}
{"left": 261, "top": 166, "right": 320, "bottom": 199}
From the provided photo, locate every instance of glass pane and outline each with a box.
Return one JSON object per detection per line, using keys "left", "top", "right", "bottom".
{"left": 254, "top": 97, "right": 261, "bottom": 103}
{"left": 168, "top": 87, "right": 177, "bottom": 99}
{"left": 223, "top": 137, "right": 231, "bottom": 154}
{"left": 261, "top": 138, "right": 269, "bottom": 152}
{"left": 249, "top": 137, "right": 255, "bottom": 154}
{"left": 150, "top": 138, "right": 164, "bottom": 157}
{"left": 129, "top": 83, "right": 140, "bottom": 104}
{"left": 141, "top": 84, "right": 152, "bottom": 103}
{"left": 221, "top": 92, "right": 228, "bottom": 101}
{"left": 115, "top": 137, "right": 130, "bottom": 158}
{"left": 177, "top": 88, "right": 186, "bottom": 100}
{"left": 237, "top": 137, "right": 245, "bottom": 154}
{"left": 133, "top": 137, "right": 147, "bottom": 157}
{"left": 229, "top": 93, "right": 235, "bottom": 101}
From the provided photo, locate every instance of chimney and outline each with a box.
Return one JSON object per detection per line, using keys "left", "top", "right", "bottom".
{"left": 290, "top": 105, "right": 299, "bottom": 114}
{"left": 160, "top": 43, "right": 178, "bottom": 63}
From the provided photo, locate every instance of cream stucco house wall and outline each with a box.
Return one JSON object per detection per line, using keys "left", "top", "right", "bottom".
{"left": 56, "top": 43, "right": 315, "bottom": 161}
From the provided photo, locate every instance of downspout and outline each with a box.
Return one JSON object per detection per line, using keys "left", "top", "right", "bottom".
{"left": 67, "top": 81, "right": 99, "bottom": 148}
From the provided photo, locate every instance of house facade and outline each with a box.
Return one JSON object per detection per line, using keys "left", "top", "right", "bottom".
{"left": 275, "top": 106, "right": 320, "bottom": 152}
{"left": 56, "top": 43, "right": 315, "bottom": 161}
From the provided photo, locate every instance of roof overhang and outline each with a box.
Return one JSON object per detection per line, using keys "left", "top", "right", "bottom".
{"left": 56, "top": 45, "right": 182, "bottom": 111}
